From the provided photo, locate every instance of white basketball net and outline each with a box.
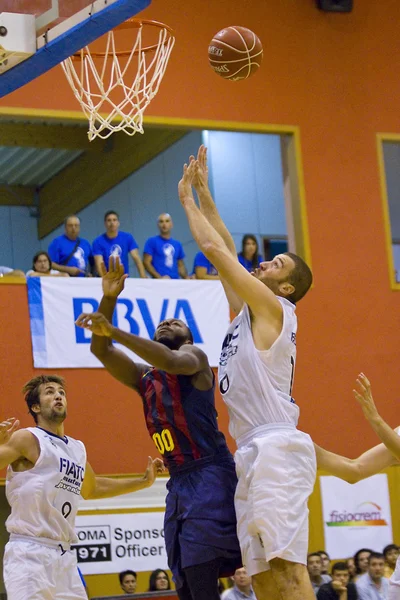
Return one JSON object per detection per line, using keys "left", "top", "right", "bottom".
{"left": 61, "top": 22, "right": 175, "bottom": 141}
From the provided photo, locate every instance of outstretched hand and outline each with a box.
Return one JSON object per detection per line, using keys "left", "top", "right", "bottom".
{"left": 0, "top": 417, "right": 20, "bottom": 445}
{"left": 178, "top": 157, "right": 197, "bottom": 208}
{"left": 75, "top": 312, "right": 113, "bottom": 337}
{"left": 353, "top": 373, "right": 380, "bottom": 422}
{"left": 192, "top": 145, "right": 209, "bottom": 190}
{"left": 143, "top": 456, "right": 167, "bottom": 487}
{"left": 101, "top": 256, "right": 128, "bottom": 298}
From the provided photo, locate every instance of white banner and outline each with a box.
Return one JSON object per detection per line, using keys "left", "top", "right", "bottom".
{"left": 74, "top": 511, "right": 167, "bottom": 575}
{"left": 27, "top": 278, "right": 230, "bottom": 368}
{"left": 320, "top": 474, "right": 393, "bottom": 558}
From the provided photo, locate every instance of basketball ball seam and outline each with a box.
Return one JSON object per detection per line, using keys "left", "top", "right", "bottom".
{"left": 208, "top": 50, "right": 263, "bottom": 65}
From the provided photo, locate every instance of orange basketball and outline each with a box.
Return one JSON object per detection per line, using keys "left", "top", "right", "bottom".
{"left": 208, "top": 26, "right": 263, "bottom": 81}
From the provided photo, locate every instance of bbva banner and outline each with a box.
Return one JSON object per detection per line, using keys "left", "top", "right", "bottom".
{"left": 27, "top": 278, "right": 230, "bottom": 368}
{"left": 320, "top": 474, "right": 393, "bottom": 558}
{"left": 74, "top": 511, "right": 167, "bottom": 575}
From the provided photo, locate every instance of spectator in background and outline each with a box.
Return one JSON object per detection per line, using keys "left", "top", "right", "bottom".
{"left": 319, "top": 551, "right": 332, "bottom": 576}
{"left": 119, "top": 570, "right": 137, "bottom": 595}
{"left": 48, "top": 215, "right": 92, "bottom": 277}
{"left": 237, "top": 234, "right": 263, "bottom": 272}
{"left": 92, "top": 210, "right": 146, "bottom": 278}
{"left": 356, "top": 552, "right": 389, "bottom": 600}
{"left": 308, "top": 552, "right": 332, "bottom": 595}
{"left": 143, "top": 213, "right": 188, "bottom": 279}
{"left": 317, "top": 562, "right": 358, "bottom": 600}
{"left": 192, "top": 251, "right": 218, "bottom": 279}
{"left": 223, "top": 568, "right": 255, "bottom": 600}
{"left": 26, "top": 251, "right": 68, "bottom": 277}
{"left": 354, "top": 549, "right": 373, "bottom": 582}
{"left": 148, "top": 569, "right": 171, "bottom": 592}
{"left": 383, "top": 544, "right": 399, "bottom": 579}
{"left": 347, "top": 557, "right": 357, "bottom": 583}
{"left": 0, "top": 266, "right": 25, "bottom": 278}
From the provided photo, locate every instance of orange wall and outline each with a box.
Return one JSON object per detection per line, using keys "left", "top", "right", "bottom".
{"left": 1, "top": 0, "right": 400, "bottom": 472}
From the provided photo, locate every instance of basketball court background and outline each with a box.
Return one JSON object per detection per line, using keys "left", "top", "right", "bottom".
{"left": 0, "top": 0, "right": 400, "bottom": 596}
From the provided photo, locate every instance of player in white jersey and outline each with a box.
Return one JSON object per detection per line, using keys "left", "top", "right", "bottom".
{"left": 0, "top": 374, "right": 163, "bottom": 600}
{"left": 178, "top": 147, "right": 314, "bottom": 600}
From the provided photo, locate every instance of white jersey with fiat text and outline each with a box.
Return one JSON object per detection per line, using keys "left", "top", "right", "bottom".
{"left": 218, "top": 298, "right": 299, "bottom": 441}
{"left": 6, "top": 427, "right": 86, "bottom": 544}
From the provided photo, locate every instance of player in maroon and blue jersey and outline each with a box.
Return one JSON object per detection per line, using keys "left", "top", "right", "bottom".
{"left": 76, "top": 257, "right": 241, "bottom": 600}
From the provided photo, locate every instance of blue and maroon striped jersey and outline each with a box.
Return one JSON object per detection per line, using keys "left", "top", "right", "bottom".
{"left": 138, "top": 368, "right": 230, "bottom": 473}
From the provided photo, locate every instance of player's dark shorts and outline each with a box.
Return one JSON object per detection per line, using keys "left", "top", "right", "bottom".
{"left": 164, "top": 452, "right": 242, "bottom": 589}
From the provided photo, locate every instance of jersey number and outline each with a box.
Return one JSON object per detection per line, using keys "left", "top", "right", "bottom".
{"left": 152, "top": 429, "right": 175, "bottom": 455}
{"left": 289, "top": 356, "right": 295, "bottom": 396}
{"left": 62, "top": 501, "right": 72, "bottom": 519}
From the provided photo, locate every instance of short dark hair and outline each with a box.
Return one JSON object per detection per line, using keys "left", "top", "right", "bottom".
{"left": 32, "top": 251, "right": 52, "bottom": 272}
{"left": 119, "top": 570, "right": 137, "bottom": 585}
{"left": 383, "top": 544, "right": 398, "bottom": 557}
{"left": 308, "top": 552, "right": 322, "bottom": 561}
{"left": 284, "top": 252, "right": 313, "bottom": 303}
{"left": 148, "top": 569, "right": 171, "bottom": 592}
{"left": 317, "top": 550, "right": 330, "bottom": 558}
{"left": 369, "top": 552, "right": 384, "bottom": 562}
{"left": 22, "top": 375, "right": 65, "bottom": 423}
{"left": 104, "top": 210, "right": 119, "bottom": 221}
{"left": 332, "top": 562, "right": 348, "bottom": 574}
{"left": 354, "top": 548, "right": 373, "bottom": 573}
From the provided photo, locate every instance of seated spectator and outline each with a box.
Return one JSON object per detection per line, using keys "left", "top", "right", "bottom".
{"left": 92, "top": 210, "right": 146, "bottom": 278}
{"left": 223, "top": 567, "right": 255, "bottom": 600}
{"left": 143, "top": 213, "right": 188, "bottom": 279}
{"left": 354, "top": 549, "right": 373, "bottom": 582}
{"left": 317, "top": 561, "right": 358, "bottom": 600}
{"left": 148, "top": 569, "right": 171, "bottom": 592}
{"left": 318, "top": 551, "right": 332, "bottom": 576}
{"left": 26, "top": 251, "right": 68, "bottom": 277}
{"left": 193, "top": 251, "right": 218, "bottom": 279}
{"left": 0, "top": 266, "right": 25, "bottom": 278}
{"left": 356, "top": 552, "right": 389, "bottom": 600}
{"left": 308, "top": 552, "right": 332, "bottom": 595}
{"left": 237, "top": 234, "right": 263, "bottom": 272}
{"left": 346, "top": 557, "right": 357, "bottom": 583}
{"left": 119, "top": 570, "right": 137, "bottom": 595}
{"left": 383, "top": 544, "right": 399, "bottom": 579}
{"left": 48, "top": 214, "right": 92, "bottom": 277}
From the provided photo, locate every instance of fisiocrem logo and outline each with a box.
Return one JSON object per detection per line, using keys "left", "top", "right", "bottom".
{"left": 327, "top": 502, "right": 388, "bottom": 527}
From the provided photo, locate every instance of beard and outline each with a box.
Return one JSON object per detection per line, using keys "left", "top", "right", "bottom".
{"left": 156, "top": 334, "right": 185, "bottom": 350}
{"left": 49, "top": 409, "right": 67, "bottom": 423}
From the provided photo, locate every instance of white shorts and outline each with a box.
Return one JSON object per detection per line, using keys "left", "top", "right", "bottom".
{"left": 234, "top": 424, "right": 316, "bottom": 577}
{"left": 4, "top": 536, "right": 87, "bottom": 600}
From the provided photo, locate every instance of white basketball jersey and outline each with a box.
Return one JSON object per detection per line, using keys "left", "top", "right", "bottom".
{"left": 218, "top": 298, "right": 299, "bottom": 441}
{"left": 6, "top": 427, "right": 86, "bottom": 543}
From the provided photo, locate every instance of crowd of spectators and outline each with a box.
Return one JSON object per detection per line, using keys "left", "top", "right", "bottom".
{"left": 0, "top": 210, "right": 268, "bottom": 281}
{"left": 306, "top": 545, "right": 400, "bottom": 599}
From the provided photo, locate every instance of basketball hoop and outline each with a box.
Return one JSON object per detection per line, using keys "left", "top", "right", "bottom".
{"left": 61, "top": 19, "right": 175, "bottom": 141}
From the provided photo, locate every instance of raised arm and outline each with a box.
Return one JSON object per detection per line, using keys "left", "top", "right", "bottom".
{"left": 77, "top": 312, "right": 211, "bottom": 376}
{"left": 192, "top": 146, "right": 243, "bottom": 313}
{"left": 81, "top": 457, "right": 165, "bottom": 500}
{"left": 353, "top": 373, "right": 400, "bottom": 462}
{"left": 178, "top": 158, "right": 282, "bottom": 323}
{"left": 85, "top": 257, "right": 147, "bottom": 391}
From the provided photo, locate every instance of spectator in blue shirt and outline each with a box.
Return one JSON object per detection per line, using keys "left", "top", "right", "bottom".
{"left": 92, "top": 210, "right": 146, "bottom": 277}
{"left": 237, "top": 234, "right": 263, "bottom": 272}
{"left": 48, "top": 215, "right": 92, "bottom": 277}
{"left": 192, "top": 251, "right": 218, "bottom": 280}
{"left": 143, "top": 213, "right": 188, "bottom": 279}
{"left": 356, "top": 553, "right": 389, "bottom": 600}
